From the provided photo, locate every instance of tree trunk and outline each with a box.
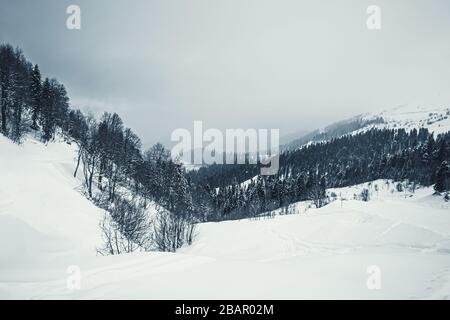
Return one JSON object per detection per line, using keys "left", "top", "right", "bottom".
{"left": 88, "top": 170, "right": 93, "bottom": 198}
{"left": 1, "top": 85, "right": 7, "bottom": 134}
{"left": 74, "top": 148, "right": 82, "bottom": 177}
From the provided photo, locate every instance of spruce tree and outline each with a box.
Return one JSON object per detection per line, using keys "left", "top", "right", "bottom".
{"left": 434, "top": 161, "right": 450, "bottom": 193}
{"left": 30, "top": 64, "right": 42, "bottom": 129}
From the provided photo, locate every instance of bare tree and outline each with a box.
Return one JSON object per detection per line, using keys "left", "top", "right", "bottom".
{"left": 97, "top": 197, "right": 151, "bottom": 255}
{"left": 151, "top": 207, "right": 197, "bottom": 252}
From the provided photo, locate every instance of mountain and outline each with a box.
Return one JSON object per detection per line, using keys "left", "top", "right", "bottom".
{"left": 284, "top": 104, "right": 450, "bottom": 150}
{"left": 283, "top": 115, "right": 384, "bottom": 150}
{"left": 279, "top": 129, "right": 309, "bottom": 146}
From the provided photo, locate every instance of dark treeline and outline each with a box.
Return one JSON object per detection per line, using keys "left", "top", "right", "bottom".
{"left": 0, "top": 43, "right": 197, "bottom": 253}
{"left": 189, "top": 128, "right": 450, "bottom": 221}
{"left": 0, "top": 44, "right": 69, "bottom": 143}
{"left": 189, "top": 162, "right": 260, "bottom": 189}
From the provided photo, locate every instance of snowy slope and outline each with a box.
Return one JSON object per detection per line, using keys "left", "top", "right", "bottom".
{"left": 1, "top": 135, "right": 450, "bottom": 299}
{"left": 285, "top": 104, "right": 450, "bottom": 151}
{"left": 357, "top": 104, "right": 450, "bottom": 136}
{"left": 0, "top": 135, "right": 103, "bottom": 261}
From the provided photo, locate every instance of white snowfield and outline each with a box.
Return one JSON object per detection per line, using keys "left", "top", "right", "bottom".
{"left": 359, "top": 104, "right": 450, "bottom": 136}
{"left": 1, "top": 134, "right": 450, "bottom": 299}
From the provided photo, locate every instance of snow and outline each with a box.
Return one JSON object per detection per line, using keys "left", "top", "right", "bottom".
{"left": 0, "top": 135, "right": 103, "bottom": 260}
{"left": 357, "top": 104, "right": 450, "bottom": 136}
{"left": 1, "top": 135, "right": 450, "bottom": 299}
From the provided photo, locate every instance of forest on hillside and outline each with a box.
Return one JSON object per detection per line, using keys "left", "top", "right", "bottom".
{"left": 0, "top": 44, "right": 196, "bottom": 254}
{"left": 188, "top": 127, "right": 450, "bottom": 221}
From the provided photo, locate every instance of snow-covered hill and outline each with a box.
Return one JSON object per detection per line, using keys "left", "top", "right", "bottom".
{"left": 285, "top": 104, "right": 450, "bottom": 151}
{"left": 357, "top": 104, "right": 450, "bottom": 136}
{"left": 1, "top": 135, "right": 450, "bottom": 299}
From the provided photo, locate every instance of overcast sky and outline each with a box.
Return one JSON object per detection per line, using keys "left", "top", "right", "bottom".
{"left": 1, "top": 0, "right": 450, "bottom": 147}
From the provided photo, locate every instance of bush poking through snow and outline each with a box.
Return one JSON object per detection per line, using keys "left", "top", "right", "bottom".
{"left": 360, "top": 188, "right": 370, "bottom": 202}
{"left": 97, "top": 197, "right": 151, "bottom": 255}
{"left": 151, "top": 208, "right": 197, "bottom": 252}
{"left": 97, "top": 196, "right": 198, "bottom": 255}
